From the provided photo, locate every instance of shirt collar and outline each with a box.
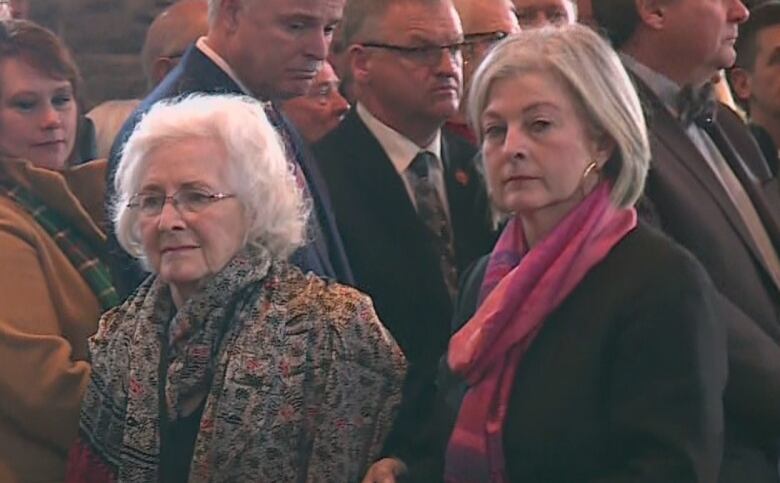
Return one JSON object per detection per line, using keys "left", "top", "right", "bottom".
{"left": 620, "top": 53, "right": 682, "bottom": 113}
{"left": 196, "top": 37, "right": 256, "bottom": 98}
{"left": 356, "top": 103, "right": 442, "bottom": 174}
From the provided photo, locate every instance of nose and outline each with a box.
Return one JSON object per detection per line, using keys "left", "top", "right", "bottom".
{"left": 502, "top": 123, "right": 528, "bottom": 161}
{"left": 331, "top": 90, "right": 349, "bottom": 117}
{"left": 157, "top": 199, "right": 186, "bottom": 232}
{"left": 306, "top": 29, "right": 331, "bottom": 61}
{"left": 39, "top": 102, "right": 63, "bottom": 130}
{"left": 435, "top": 46, "right": 462, "bottom": 79}
{"left": 729, "top": 0, "right": 749, "bottom": 23}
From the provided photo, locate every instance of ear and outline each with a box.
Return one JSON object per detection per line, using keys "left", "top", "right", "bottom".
{"left": 349, "top": 44, "right": 371, "bottom": 84}
{"left": 219, "top": 0, "right": 243, "bottom": 33}
{"left": 635, "top": 0, "right": 668, "bottom": 29}
{"left": 594, "top": 132, "right": 617, "bottom": 168}
{"left": 728, "top": 67, "right": 752, "bottom": 104}
{"left": 151, "top": 57, "right": 175, "bottom": 86}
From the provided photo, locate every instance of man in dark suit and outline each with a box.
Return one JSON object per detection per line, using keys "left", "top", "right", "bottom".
{"left": 106, "top": 0, "right": 352, "bottom": 297}
{"left": 312, "top": 0, "right": 494, "bottom": 464}
{"left": 594, "top": 1, "right": 780, "bottom": 481}
{"left": 730, "top": 1, "right": 780, "bottom": 176}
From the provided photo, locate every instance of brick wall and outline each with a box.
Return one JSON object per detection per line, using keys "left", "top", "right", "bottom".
{"left": 32, "top": 0, "right": 176, "bottom": 109}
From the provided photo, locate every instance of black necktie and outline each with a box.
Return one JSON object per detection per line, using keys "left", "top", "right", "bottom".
{"left": 406, "top": 151, "right": 458, "bottom": 300}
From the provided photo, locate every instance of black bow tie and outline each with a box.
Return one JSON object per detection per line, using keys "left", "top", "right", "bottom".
{"left": 676, "top": 83, "right": 717, "bottom": 127}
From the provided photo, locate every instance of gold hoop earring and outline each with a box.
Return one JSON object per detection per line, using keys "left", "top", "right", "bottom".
{"left": 582, "top": 160, "right": 599, "bottom": 181}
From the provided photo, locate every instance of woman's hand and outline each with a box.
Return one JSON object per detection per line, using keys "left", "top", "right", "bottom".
{"left": 362, "top": 457, "right": 408, "bottom": 483}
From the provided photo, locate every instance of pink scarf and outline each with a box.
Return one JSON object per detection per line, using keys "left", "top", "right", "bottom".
{"left": 443, "top": 183, "right": 636, "bottom": 482}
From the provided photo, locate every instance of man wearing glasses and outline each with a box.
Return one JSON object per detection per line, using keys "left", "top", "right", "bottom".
{"left": 313, "top": 0, "right": 495, "bottom": 470}
{"left": 448, "top": 0, "right": 519, "bottom": 144}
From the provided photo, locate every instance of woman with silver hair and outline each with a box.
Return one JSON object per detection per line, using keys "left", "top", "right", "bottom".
{"left": 365, "top": 24, "right": 726, "bottom": 483}
{"left": 66, "top": 94, "right": 406, "bottom": 483}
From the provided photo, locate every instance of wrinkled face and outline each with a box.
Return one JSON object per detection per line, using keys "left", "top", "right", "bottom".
{"left": 481, "top": 72, "right": 608, "bottom": 224}
{"left": 360, "top": 1, "right": 464, "bottom": 128}
{"left": 0, "top": 58, "right": 77, "bottom": 170}
{"left": 137, "top": 138, "right": 247, "bottom": 300}
{"left": 462, "top": 1, "right": 520, "bottom": 92}
{"left": 280, "top": 62, "right": 349, "bottom": 143}
{"left": 662, "top": 0, "right": 749, "bottom": 81}
{"left": 747, "top": 25, "right": 780, "bottom": 120}
{"left": 229, "top": 0, "right": 345, "bottom": 99}
{"left": 511, "top": 0, "right": 575, "bottom": 28}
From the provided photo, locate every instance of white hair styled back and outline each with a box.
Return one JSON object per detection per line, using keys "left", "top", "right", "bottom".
{"left": 113, "top": 93, "right": 309, "bottom": 267}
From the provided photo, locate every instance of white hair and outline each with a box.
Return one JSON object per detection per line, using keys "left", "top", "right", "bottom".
{"left": 468, "top": 24, "right": 650, "bottom": 209}
{"left": 113, "top": 93, "right": 309, "bottom": 267}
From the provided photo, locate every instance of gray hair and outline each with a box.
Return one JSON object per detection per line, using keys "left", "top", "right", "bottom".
{"left": 113, "top": 94, "right": 309, "bottom": 267}
{"left": 207, "top": 0, "right": 256, "bottom": 26}
{"left": 340, "top": 0, "right": 450, "bottom": 45}
{"left": 467, "top": 24, "right": 650, "bottom": 209}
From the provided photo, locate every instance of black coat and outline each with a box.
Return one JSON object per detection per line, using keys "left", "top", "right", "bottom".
{"left": 413, "top": 223, "right": 727, "bottom": 482}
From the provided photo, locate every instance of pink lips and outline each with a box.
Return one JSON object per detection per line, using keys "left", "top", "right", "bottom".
{"left": 161, "top": 245, "right": 199, "bottom": 255}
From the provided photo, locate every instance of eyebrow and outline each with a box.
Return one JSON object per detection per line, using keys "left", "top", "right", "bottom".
{"left": 405, "top": 32, "right": 464, "bottom": 45}
{"left": 483, "top": 101, "right": 561, "bottom": 118}
{"left": 767, "top": 46, "right": 780, "bottom": 63}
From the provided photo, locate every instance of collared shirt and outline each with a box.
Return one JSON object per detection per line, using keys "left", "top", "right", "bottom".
{"left": 196, "top": 37, "right": 255, "bottom": 97}
{"left": 356, "top": 103, "right": 451, "bottom": 218}
{"left": 622, "top": 53, "right": 780, "bottom": 290}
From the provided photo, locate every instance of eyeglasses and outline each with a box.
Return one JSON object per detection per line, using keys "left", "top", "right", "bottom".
{"left": 127, "top": 188, "right": 236, "bottom": 216}
{"left": 360, "top": 41, "right": 464, "bottom": 66}
{"left": 462, "top": 30, "right": 509, "bottom": 56}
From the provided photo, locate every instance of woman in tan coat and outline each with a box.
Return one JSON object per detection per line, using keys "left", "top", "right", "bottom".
{"left": 0, "top": 20, "right": 117, "bottom": 481}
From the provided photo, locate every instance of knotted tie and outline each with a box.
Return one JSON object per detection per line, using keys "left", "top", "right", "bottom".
{"left": 677, "top": 83, "right": 717, "bottom": 127}
{"left": 406, "top": 151, "right": 458, "bottom": 300}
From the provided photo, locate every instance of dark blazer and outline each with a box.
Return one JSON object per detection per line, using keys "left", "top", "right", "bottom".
{"left": 312, "top": 108, "right": 495, "bottom": 456}
{"left": 749, "top": 123, "right": 779, "bottom": 177}
{"left": 631, "top": 75, "right": 780, "bottom": 482}
{"left": 105, "top": 45, "right": 353, "bottom": 297}
{"left": 412, "top": 223, "right": 728, "bottom": 482}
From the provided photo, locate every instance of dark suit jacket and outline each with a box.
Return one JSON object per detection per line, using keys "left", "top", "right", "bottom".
{"left": 312, "top": 108, "right": 495, "bottom": 456}
{"left": 106, "top": 45, "right": 353, "bottom": 297}
{"left": 631, "top": 75, "right": 780, "bottom": 482}
{"left": 411, "top": 223, "right": 728, "bottom": 482}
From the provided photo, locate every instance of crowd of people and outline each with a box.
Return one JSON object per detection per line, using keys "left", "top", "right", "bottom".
{"left": 0, "top": 0, "right": 778, "bottom": 481}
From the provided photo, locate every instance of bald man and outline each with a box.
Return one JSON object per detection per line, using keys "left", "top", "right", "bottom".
{"left": 87, "top": 0, "right": 208, "bottom": 158}
{"left": 447, "top": 0, "right": 518, "bottom": 143}
{"left": 512, "top": 0, "right": 576, "bottom": 28}
{"left": 142, "top": 0, "right": 209, "bottom": 89}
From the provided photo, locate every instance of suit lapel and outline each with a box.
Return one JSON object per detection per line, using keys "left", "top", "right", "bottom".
{"left": 633, "top": 78, "right": 768, "bottom": 265}
{"left": 441, "top": 133, "right": 486, "bottom": 268}
{"left": 338, "top": 111, "right": 432, "bottom": 248}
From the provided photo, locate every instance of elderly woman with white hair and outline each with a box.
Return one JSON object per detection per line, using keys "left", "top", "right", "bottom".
{"left": 65, "top": 94, "right": 406, "bottom": 483}
{"left": 364, "top": 25, "right": 727, "bottom": 483}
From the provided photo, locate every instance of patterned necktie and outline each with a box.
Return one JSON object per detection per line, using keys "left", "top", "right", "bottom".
{"left": 406, "top": 151, "right": 459, "bottom": 300}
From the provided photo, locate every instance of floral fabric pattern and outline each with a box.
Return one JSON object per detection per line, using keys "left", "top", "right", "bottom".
{"left": 67, "top": 246, "right": 407, "bottom": 483}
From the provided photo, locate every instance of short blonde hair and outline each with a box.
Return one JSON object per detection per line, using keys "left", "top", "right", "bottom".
{"left": 113, "top": 94, "right": 308, "bottom": 268}
{"left": 467, "top": 24, "right": 650, "bottom": 208}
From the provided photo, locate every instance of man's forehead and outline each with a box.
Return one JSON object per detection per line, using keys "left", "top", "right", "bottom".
{"left": 385, "top": 2, "right": 463, "bottom": 40}
{"left": 464, "top": 2, "right": 517, "bottom": 32}
{"left": 513, "top": 0, "right": 569, "bottom": 10}
{"left": 757, "top": 24, "right": 780, "bottom": 49}
{"left": 264, "top": 0, "right": 345, "bottom": 19}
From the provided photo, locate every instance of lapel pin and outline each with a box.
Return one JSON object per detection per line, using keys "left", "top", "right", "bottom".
{"left": 455, "top": 169, "right": 470, "bottom": 186}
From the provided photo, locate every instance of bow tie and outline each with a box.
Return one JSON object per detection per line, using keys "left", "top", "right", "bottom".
{"left": 676, "top": 83, "right": 717, "bottom": 127}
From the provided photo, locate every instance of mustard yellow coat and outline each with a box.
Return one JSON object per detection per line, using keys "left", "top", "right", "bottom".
{"left": 0, "top": 157, "right": 108, "bottom": 482}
